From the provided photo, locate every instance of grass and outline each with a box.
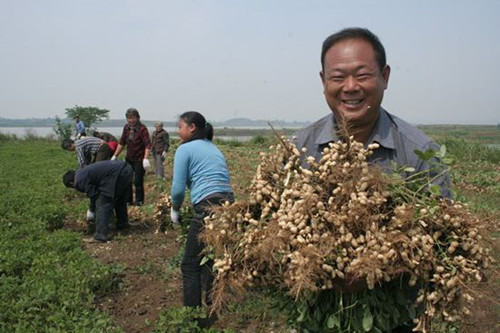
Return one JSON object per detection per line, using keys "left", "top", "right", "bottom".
{"left": 0, "top": 136, "right": 124, "bottom": 332}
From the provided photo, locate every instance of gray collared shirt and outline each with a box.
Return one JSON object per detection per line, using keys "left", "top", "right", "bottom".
{"left": 293, "top": 108, "right": 451, "bottom": 197}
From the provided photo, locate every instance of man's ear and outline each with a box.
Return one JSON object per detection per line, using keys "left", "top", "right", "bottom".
{"left": 382, "top": 65, "right": 390, "bottom": 89}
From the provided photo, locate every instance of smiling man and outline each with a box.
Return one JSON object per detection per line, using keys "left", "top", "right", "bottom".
{"left": 294, "top": 27, "right": 450, "bottom": 197}
{"left": 293, "top": 27, "right": 450, "bottom": 332}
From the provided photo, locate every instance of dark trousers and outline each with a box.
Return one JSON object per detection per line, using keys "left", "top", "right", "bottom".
{"left": 181, "top": 192, "right": 234, "bottom": 308}
{"left": 126, "top": 159, "right": 145, "bottom": 204}
{"left": 94, "top": 165, "right": 133, "bottom": 241}
{"left": 88, "top": 144, "right": 113, "bottom": 212}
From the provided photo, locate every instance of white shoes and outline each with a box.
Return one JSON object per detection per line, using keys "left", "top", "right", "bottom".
{"left": 86, "top": 210, "right": 95, "bottom": 221}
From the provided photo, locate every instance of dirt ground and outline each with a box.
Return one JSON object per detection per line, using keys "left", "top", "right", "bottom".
{"left": 66, "top": 180, "right": 499, "bottom": 333}
{"left": 84, "top": 223, "right": 182, "bottom": 333}
{"left": 76, "top": 210, "right": 278, "bottom": 333}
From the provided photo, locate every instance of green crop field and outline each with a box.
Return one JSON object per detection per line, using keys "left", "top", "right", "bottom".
{"left": 0, "top": 126, "right": 498, "bottom": 332}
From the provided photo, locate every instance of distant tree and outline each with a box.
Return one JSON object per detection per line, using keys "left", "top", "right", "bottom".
{"left": 53, "top": 116, "right": 73, "bottom": 140}
{"left": 65, "top": 105, "right": 110, "bottom": 132}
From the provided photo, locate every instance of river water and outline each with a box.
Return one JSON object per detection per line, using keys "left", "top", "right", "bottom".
{"left": 0, "top": 127, "right": 254, "bottom": 142}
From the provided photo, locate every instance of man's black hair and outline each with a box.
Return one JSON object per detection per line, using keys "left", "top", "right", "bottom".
{"left": 62, "top": 170, "right": 76, "bottom": 188}
{"left": 61, "top": 138, "right": 75, "bottom": 150}
{"left": 321, "top": 27, "right": 387, "bottom": 71}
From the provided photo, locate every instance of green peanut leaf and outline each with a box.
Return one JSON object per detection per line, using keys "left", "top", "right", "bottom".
{"left": 362, "top": 307, "right": 374, "bottom": 332}
{"left": 326, "top": 314, "right": 340, "bottom": 329}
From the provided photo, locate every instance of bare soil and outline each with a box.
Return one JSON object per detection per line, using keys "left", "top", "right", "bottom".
{"left": 85, "top": 224, "right": 182, "bottom": 333}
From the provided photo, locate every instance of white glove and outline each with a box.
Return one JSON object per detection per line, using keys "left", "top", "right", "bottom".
{"left": 161, "top": 151, "right": 167, "bottom": 159}
{"left": 86, "top": 210, "right": 95, "bottom": 222}
{"left": 170, "top": 208, "right": 181, "bottom": 225}
{"left": 142, "top": 158, "right": 151, "bottom": 169}
{"left": 111, "top": 155, "right": 117, "bottom": 161}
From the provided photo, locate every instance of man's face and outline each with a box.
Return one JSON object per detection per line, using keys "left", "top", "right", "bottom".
{"left": 320, "top": 38, "right": 390, "bottom": 127}
{"left": 127, "top": 115, "right": 139, "bottom": 127}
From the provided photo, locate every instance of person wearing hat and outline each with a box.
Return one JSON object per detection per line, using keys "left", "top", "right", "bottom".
{"left": 151, "top": 121, "right": 170, "bottom": 179}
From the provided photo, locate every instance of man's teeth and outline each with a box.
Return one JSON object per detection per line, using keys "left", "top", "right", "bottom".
{"left": 344, "top": 100, "right": 362, "bottom": 105}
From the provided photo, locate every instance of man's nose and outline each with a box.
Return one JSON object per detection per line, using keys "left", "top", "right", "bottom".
{"left": 343, "top": 76, "right": 359, "bottom": 91}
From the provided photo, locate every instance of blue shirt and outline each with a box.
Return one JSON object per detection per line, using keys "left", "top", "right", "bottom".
{"left": 76, "top": 120, "right": 86, "bottom": 135}
{"left": 293, "top": 108, "right": 451, "bottom": 197}
{"left": 171, "top": 139, "right": 233, "bottom": 207}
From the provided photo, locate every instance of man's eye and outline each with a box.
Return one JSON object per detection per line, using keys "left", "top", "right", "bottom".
{"left": 357, "top": 73, "right": 371, "bottom": 81}
{"left": 330, "top": 76, "right": 344, "bottom": 82}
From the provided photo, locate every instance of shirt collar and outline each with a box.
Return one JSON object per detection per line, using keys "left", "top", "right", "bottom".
{"left": 368, "top": 108, "right": 396, "bottom": 150}
{"left": 314, "top": 113, "right": 339, "bottom": 146}
{"left": 313, "top": 109, "right": 397, "bottom": 150}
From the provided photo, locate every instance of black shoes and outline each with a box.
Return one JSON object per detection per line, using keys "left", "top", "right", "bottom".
{"left": 82, "top": 237, "right": 107, "bottom": 243}
{"left": 117, "top": 223, "right": 130, "bottom": 230}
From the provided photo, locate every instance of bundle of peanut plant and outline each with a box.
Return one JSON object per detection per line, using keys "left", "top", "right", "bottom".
{"left": 153, "top": 193, "right": 172, "bottom": 234}
{"left": 202, "top": 135, "right": 492, "bottom": 332}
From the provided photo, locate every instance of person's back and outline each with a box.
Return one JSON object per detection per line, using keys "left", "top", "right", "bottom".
{"left": 93, "top": 131, "right": 117, "bottom": 142}
{"left": 74, "top": 136, "right": 111, "bottom": 168}
{"left": 74, "top": 160, "right": 127, "bottom": 197}
{"left": 172, "top": 139, "right": 232, "bottom": 206}
{"left": 64, "top": 159, "right": 133, "bottom": 242}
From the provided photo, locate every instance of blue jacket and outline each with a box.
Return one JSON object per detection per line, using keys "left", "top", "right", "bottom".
{"left": 171, "top": 139, "right": 233, "bottom": 207}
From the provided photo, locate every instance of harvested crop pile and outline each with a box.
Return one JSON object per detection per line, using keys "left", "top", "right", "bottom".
{"left": 152, "top": 193, "right": 171, "bottom": 233}
{"left": 202, "top": 135, "right": 492, "bottom": 332}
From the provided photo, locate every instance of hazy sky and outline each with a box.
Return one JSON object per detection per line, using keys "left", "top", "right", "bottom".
{"left": 1, "top": 0, "right": 499, "bottom": 124}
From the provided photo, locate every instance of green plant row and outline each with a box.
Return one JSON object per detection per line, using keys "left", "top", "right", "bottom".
{"left": 0, "top": 138, "right": 123, "bottom": 332}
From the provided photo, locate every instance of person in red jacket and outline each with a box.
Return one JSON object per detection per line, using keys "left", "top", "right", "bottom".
{"left": 111, "top": 108, "right": 151, "bottom": 206}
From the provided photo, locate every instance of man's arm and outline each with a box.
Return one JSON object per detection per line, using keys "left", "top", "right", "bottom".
{"left": 140, "top": 126, "right": 151, "bottom": 159}
{"left": 113, "top": 144, "right": 124, "bottom": 158}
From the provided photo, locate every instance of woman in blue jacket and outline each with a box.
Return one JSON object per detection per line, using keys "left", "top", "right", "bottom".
{"left": 170, "top": 111, "right": 234, "bottom": 320}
